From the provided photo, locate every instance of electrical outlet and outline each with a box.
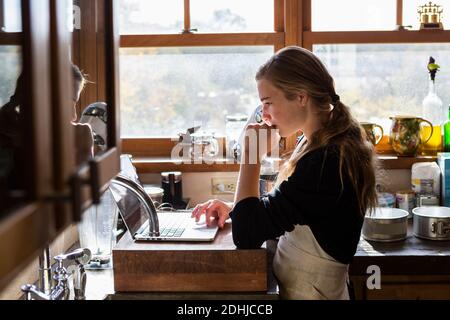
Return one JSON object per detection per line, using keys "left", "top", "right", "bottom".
{"left": 212, "top": 178, "right": 237, "bottom": 195}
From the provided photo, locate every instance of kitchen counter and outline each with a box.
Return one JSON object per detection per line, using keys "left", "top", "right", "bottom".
{"left": 351, "top": 221, "right": 450, "bottom": 276}
{"left": 84, "top": 221, "right": 449, "bottom": 300}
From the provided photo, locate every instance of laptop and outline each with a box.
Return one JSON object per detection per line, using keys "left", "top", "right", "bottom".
{"left": 110, "top": 155, "right": 219, "bottom": 242}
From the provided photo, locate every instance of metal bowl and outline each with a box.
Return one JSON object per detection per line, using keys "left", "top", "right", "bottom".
{"left": 362, "top": 208, "right": 409, "bottom": 242}
{"left": 413, "top": 206, "right": 450, "bottom": 241}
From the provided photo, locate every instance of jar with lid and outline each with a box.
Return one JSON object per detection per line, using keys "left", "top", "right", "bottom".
{"left": 226, "top": 114, "right": 248, "bottom": 159}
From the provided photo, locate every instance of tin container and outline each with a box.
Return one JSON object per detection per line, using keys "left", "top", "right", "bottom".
{"left": 418, "top": 194, "right": 440, "bottom": 207}
{"left": 396, "top": 190, "right": 416, "bottom": 219}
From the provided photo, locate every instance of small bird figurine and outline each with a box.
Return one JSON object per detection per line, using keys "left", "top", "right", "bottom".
{"left": 428, "top": 56, "right": 440, "bottom": 82}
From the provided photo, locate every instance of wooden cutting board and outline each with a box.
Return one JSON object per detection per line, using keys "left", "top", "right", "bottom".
{"left": 112, "top": 223, "right": 267, "bottom": 292}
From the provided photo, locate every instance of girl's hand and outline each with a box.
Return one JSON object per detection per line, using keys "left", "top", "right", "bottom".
{"left": 243, "top": 123, "right": 280, "bottom": 163}
{"left": 191, "top": 200, "right": 233, "bottom": 229}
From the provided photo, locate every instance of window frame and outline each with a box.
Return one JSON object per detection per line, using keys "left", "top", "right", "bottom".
{"left": 120, "top": 0, "right": 445, "bottom": 171}
{"left": 120, "top": 0, "right": 300, "bottom": 163}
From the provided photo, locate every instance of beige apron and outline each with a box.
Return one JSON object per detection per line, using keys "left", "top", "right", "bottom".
{"left": 273, "top": 225, "right": 350, "bottom": 300}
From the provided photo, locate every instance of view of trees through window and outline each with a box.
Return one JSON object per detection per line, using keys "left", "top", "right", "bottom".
{"left": 120, "top": 46, "right": 273, "bottom": 137}
{"left": 0, "top": 47, "right": 22, "bottom": 107}
{"left": 315, "top": 44, "right": 450, "bottom": 132}
{"left": 119, "top": 0, "right": 450, "bottom": 138}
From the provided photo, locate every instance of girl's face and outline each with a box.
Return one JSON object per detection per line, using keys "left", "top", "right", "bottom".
{"left": 257, "top": 79, "right": 305, "bottom": 138}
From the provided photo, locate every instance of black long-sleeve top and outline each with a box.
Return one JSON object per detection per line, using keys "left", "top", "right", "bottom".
{"left": 229, "top": 144, "right": 364, "bottom": 265}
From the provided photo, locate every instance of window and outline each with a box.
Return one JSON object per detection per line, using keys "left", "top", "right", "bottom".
{"left": 120, "top": 46, "right": 273, "bottom": 137}
{"left": 190, "top": 0, "right": 274, "bottom": 33}
{"left": 312, "top": 0, "right": 396, "bottom": 31}
{"left": 404, "top": 0, "right": 450, "bottom": 30}
{"left": 314, "top": 43, "right": 450, "bottom": 132}
{"left": 119, "top": 0, "right": 450, "bottom": 161}
{"left": 119, "top": 0, "right": 283, "bottom": 144}
{"left": 119, "top": 0, "right": 183, "bottom": 35}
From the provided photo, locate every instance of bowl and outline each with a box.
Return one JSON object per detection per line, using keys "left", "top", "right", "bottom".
{"left": 362, "top": 207, "right": 409, "bottom": 242}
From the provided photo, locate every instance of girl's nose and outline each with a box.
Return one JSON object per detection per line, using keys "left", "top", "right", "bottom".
{"left": 262, "top": 113, "right": 272, "bottom": 126}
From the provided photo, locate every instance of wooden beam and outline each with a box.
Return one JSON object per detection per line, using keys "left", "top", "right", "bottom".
{"left": 0, "top": 33, "right": 22, "bottom": 45}
{"left": 284, "top": 0, "right": 300, "bottom": 46}
{"left": 303, "top": 30, "right": 450, "bottom": 47}
{"left": 274, "top": 0, "right": 284, "bottom": 32}
{"left": 397, "top": 0, "right": 403, "bottom": 27}
{"left": 120, "top": 32, "right": 285, "bottom": 47}
{"left": 301, "top": 0, "right": 312, "bottom": 50}
{"left": 183, "top": 0, "right": 191, "bottom": 34}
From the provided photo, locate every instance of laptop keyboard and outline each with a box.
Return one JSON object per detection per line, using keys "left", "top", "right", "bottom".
{"left": 157, "top": 212, "right": 191, "bottom": 238}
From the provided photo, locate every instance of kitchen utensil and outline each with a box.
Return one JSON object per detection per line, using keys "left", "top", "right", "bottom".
{"left": 161, "top": 172, "right": 183, "bottom": 206}
{"left": 413, "top": 206, "right": 450, "bottom": 241}
{"left": 362, "top": 208, "right": 409, "bottom": 242}
{"left": 361, "top": 122, "right": 384, "bottom": 146}
{"left": 389, "top": 116, "right": 433, "bottom": 156}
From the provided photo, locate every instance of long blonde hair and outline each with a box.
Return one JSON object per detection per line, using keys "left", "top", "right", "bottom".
{"left": 256, "top": 46, "right": 377, "bottom": 216}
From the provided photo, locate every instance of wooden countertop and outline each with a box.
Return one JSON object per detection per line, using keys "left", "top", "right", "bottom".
{"left": 351, "top": 221, "right": 450, "bottom": 276}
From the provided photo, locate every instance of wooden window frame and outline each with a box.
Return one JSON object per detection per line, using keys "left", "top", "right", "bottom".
{"left": 302, "top": 0, "right": 450, "bottom": 160}
{"left": 120, "top": 0, "right": 443, "bottom": 172}
{"left": 120, "top": 0, "right": 297, "bottom": 169}
{"left": 71, "top": 0, "right": 121, "bottom": 219}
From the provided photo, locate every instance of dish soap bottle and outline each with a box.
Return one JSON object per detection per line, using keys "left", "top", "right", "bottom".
{"left": 420, "top": 57, "right": 443, "bottom": 156}
{"left": 444, "top": 105, "right": 450, "bottom": 152}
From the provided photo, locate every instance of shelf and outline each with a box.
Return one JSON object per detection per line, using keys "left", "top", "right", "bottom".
{"left": 131, "top": 154, "right": 438, "bottom": 173}
{"left": 377, "top": 155, "right": 437, "bottom": 170}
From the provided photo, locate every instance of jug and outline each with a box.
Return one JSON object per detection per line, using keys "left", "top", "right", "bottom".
{"left": 389, "top": 116, "right": 433, "bottom": 156}
{"left": 360, "top": 122, "right": 384, "bottom": 146}
{"left": 190, "top": 131, "right": 219, "bottom": 160}
{"left": 78, "top": 188, "right": 118, "bottom": 269}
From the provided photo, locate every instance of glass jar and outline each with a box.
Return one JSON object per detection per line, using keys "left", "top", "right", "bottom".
{"left": 226, "top": 114, "right": 248, "bottom": 159}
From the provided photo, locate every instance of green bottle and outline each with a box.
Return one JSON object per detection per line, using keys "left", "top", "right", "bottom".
{"left": 444, "top": 105, "right": 450, "bottom": 152}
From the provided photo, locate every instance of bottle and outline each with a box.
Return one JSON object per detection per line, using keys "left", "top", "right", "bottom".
{"left": 444, "top": 105, "right": 450, "bottom": 152}
{"left": 420, "top": 78, "right": 444, "bottom": 156}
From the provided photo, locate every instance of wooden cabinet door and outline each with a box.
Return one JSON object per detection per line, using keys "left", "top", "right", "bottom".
{"left": 0, "top": 0, "right": 54, "bottom": 290}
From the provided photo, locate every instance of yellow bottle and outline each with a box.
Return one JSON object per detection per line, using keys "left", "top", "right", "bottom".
{"left": 419, "top": 125, "right": 442, "bottom": 156}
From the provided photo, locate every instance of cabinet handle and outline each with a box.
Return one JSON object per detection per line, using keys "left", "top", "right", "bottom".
{"left": 70, "top": 160, "right": 102, "bottom": 222}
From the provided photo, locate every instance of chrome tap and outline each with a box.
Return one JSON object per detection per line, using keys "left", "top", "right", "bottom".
{"left": 111, "top": 174, "right": 160, "bottom": 237}
{"left": 56, "top": 248, "right": 91, "bottom": 300}
{"left": 21, "top": 248, "right": 91, "bottom": 300}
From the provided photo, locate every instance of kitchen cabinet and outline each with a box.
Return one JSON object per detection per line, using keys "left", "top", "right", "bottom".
{"left": 0, "top": 0, "right": 120, "bottom": 290}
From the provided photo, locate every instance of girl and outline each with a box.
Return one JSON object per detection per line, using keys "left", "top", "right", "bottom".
{"left": 192, "top": 46, "right": 377, "bottom": 300}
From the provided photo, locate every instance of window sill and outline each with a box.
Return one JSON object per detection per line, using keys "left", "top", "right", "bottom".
{"left": 132, "top": 157, "right": 240, "bottom": 173}
{"left": 377, "top": 155, "right": 437, "bottom": 170}
{"left": 131, "top": 155, "right": 437, "bottom": 173}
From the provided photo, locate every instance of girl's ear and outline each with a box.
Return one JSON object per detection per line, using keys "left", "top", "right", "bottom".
{"left": 297, "top": 90, "right": 308, "bottom": 107}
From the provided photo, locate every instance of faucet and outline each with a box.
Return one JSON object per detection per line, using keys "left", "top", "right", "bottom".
{"left": 110, "top": 174, "right": 160, "bottom": 237}
{"left": 21, "top": 248, "right": 91, "bottom": 300}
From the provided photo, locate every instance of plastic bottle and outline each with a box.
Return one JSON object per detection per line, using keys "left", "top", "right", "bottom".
{"left": 411, "top": 162, "right": 441, "bottom": 196}
{"left": 443, "top": 105, "right": 450, "bottom": 152}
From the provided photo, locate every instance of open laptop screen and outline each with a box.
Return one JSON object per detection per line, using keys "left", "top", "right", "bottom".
{"left": 110, "top": 182, "right": 148, "bottom": 238}
{"left": 110, "top": 155, "right": 149, "bottom": 237}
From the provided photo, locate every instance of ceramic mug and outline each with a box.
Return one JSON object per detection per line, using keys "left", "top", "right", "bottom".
{"left": 361, "top": 122, "right": 384, "bottom": 146}
{"left": 389, "top": 116, "right": 433, "bottom": 156}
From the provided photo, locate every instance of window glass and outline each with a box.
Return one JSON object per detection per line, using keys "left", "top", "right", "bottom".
{"left": 1, "top": 0, "right": 22, "bottom": 32}
{"left": 314, "top": 43, "right": 450, "bottom": 132}
{"left": 312, "top": 0, "right": 396, "bottom": 31}
{"left": 404, "top": 0, "right": 449, "bottom": 30}
{"left": 119, "top": 0, "right": 183, "bottom": 35}
{"left": 119, "top": 46, "right": 273, "bottom": 137}
{"left": 0, "top": 5, "right": 25, "bottom": 217}
{"left": 190, "top": 0, "right": 274, "bottom": 33}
